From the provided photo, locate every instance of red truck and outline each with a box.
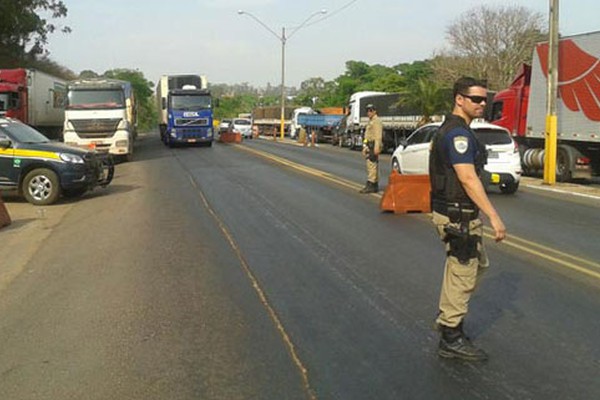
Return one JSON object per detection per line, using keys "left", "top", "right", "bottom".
{"left": 0, "top": 68, "right": 66, "bottom": 140}
{"left": 491, "top": 31, "right": 600, "bottom": 181}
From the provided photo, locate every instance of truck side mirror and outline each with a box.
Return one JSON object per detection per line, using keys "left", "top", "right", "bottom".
{"left": 0, "top": 137, "right": 12, "bottom": 149}
{"left": 161, "top": 98, "right": 167, "bottom": 110}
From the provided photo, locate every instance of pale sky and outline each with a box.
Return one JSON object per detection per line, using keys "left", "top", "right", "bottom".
{"left": 45, "top": 0, "right": 599, "bottom": 88}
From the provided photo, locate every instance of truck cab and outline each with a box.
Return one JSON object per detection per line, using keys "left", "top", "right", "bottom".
{"left": 290, "top": 107, "right": 315, "bottom": 139}
{"left": 63, "top": 78, "right": 136, "bottom": 161}
{"left": 0, "top": 117, "right": 113, "bottom": 205}
{"left": 163, "top": 86, "right": 214, "bottom": 146}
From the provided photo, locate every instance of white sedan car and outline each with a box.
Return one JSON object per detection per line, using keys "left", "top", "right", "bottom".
{"left": 231, "top": 118, "right": 253, "bottom": 139}
{"left": 391, "top": 121, "right": 522, "bottom": 194}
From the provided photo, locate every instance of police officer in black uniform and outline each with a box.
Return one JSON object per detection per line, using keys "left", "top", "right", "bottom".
{"left": 429, "top": 77, "right": 506, "bottom": 361}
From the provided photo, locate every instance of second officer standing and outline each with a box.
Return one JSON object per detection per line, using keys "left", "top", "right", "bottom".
{"left": 360, "top": 104, "right": 383, "bottom": 193}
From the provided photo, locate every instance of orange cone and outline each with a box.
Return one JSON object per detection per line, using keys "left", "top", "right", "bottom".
{"left": 380, "top": 171, "right": 431, "bottom": 214}
{"left": 0, "top": 194, "right": 12, "bottom": 229}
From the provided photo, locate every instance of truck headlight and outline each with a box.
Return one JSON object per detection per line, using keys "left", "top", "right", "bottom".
{"left": 115, "top": 140, "right": 129, "bottom": 147}
{"left": 60, "top": 153, "right": 85, "bottom": 164}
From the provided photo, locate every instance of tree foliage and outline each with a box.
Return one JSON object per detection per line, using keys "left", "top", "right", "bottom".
{"left": 432, "top": 5, "right": 545, "bottom": 90}
{"left": 103, "top": 69, "right": 157, "bottom": 132}
{"left": 0, "top": 0, "right": 70, "bottom": 64}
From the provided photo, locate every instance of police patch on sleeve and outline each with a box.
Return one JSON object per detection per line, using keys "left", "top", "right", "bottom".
{"left": 453, "top": 136, "right": 469, "bottom": 154}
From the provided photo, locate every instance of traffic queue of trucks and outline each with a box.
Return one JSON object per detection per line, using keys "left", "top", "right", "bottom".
{"left": 490, "top": 31, "right": 600, "bottom": 181}
{"left": 156, "top": 74, "right": 215, "bottom": 147}
{"left": 0, "top": 69, "right": 138, "bottom": 161}
{"left": 345, "top": 91, "right": 441, "bottom": 152}
{"left": 4, "top": 29, "right": 600, "bottom": 192}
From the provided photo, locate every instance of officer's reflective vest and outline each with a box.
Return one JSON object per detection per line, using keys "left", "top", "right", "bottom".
{"left": 429, "top": 115, "right": 487, "bottom": 211}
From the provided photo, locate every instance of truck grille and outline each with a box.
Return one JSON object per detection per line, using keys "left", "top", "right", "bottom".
{"left": 177, "top": 128, "right": 209, "bottom": 139}
{"left": 175, "top": 118, "right": 209, "bottom": 127}
{"left": 70, "top": 119, "right": 121, "bottom": 138}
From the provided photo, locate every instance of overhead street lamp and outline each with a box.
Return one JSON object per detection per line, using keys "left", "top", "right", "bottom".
{"left": 238, "top": 9, "right": 327, "bottom": 139}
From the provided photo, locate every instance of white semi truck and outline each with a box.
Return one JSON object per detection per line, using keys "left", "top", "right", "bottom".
{"left": 63, "top": 78, "right": 137, "bottom": 161}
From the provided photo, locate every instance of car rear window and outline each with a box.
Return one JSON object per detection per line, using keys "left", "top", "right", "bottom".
{"left": 234, "top": 119, "right": 251, "bottom": 125}
{"left": 473, "top": 128, "right": 512, "bottom": 145}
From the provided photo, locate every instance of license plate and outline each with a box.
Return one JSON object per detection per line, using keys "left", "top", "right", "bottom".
{"left": 187, "top": 139, "right": 197, "bottom": 143}
{"left": 488, "top": 151, "right": 499, "bottom": 159}
{"left": 491, "top": 173, "right": 500, "bottom": 183}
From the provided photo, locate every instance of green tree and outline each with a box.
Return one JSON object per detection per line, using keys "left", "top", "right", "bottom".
{"left": 400, "top": 78, "right": 450, "bottom": 125}
{"left": 0, "top": 0, "right": 70, "bottom": 64}
{"left": 214, "top": 94, "right": 258, "bottom": 120}
{"left": 103, "top": 69, "right": 156, "bottom": 132}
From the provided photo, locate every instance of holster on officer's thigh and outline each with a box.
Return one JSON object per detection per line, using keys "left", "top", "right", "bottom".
{"left": 443, "top": 205, "right": 479, "bottom": 264}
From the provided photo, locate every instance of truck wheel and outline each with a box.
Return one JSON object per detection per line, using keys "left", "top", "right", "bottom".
{"left": 556, "top": 147, "right": 572, "bottom": 182}
{"left": 500, "top": 182, "right": 519, "bottom": 194}
{"left": 22, "top": 168, "right": 61, "bottom": 205}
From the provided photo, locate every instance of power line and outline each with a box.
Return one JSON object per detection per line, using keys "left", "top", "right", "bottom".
{"left": 290, "top": 0, "right": 361, "bottom": 30}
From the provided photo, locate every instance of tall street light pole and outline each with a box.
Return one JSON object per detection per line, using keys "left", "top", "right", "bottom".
{"left": 238, "top": 9, "right": 327, "bottom": 139}
{"left": 544, "top": 0, "right": 559, "bottom": 184}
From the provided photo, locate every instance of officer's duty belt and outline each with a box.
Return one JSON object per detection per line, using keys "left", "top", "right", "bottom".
{"left": 431, "top": 200, "right": 479, "bottom": 220}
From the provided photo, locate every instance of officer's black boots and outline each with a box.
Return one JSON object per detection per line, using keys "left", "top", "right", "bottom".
{"left": 438, "top": 324, "right": 488, "bottom": 361}
{"left": 359, "top": 181, "right": 378, "bottom": 194}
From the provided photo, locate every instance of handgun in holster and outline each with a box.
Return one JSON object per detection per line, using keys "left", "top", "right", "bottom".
{"left": 443, "top": 205, "right": 477, "bottom": 264}
{"left": 364, "top": 140, "right": 377, "bottom": 162}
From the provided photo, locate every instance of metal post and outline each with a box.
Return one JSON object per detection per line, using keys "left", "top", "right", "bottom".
{"left": 280, "top": 27, "right": 286, "bottom": 140}
{"left": 238, "top": 9, "right": 326, "bottom": 142}
{"left": 544, "top": 0, "right": 559, "bottom": 184}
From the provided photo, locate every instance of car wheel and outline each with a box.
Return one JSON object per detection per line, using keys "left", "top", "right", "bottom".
{"left": 391, "top": 158, "right": 402, "bottom": 173}
{"left": 500, "top": 182, "right": 519, "bottom": 194}
{"left": 22, "top": 168, "right": 61, "bottom": 205}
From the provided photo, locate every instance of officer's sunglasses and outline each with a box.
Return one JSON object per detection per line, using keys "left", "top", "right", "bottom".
{"left": 460, "top": 93, "right": 487, "bottom": 104}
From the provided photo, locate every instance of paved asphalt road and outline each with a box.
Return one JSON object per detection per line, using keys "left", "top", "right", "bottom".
{"left": 1, "top": 132, "right": 599, "bottom": 399}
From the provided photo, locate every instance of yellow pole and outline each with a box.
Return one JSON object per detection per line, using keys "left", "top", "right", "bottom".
{"left": 545, "top": 115, "right": 557, "bottom": 184}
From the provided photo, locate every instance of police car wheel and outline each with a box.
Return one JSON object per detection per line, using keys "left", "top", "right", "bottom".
{"left": 22, "top": 168, "right": 61, "bottom": 206}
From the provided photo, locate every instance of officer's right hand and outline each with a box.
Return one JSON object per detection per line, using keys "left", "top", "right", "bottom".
{"left": 490, "top": 214, "right": 506, "bottom": 242}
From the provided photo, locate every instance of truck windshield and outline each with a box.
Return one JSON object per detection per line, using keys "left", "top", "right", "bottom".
{"left": 170, "top": 95, "right": 211, "bottom": 110}
{"left": 0, "top": 93, "right": 9, "bottom": 111}
{"left": 67, "top": 89, "right": 125, "bottom": 109}
{"left": 0, "top": 122, "right": 49, "bottom": 143}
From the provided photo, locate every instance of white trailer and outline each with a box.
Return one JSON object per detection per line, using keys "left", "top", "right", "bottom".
{"left": 492, "top": 30, "right": 600, "bottom": 180}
